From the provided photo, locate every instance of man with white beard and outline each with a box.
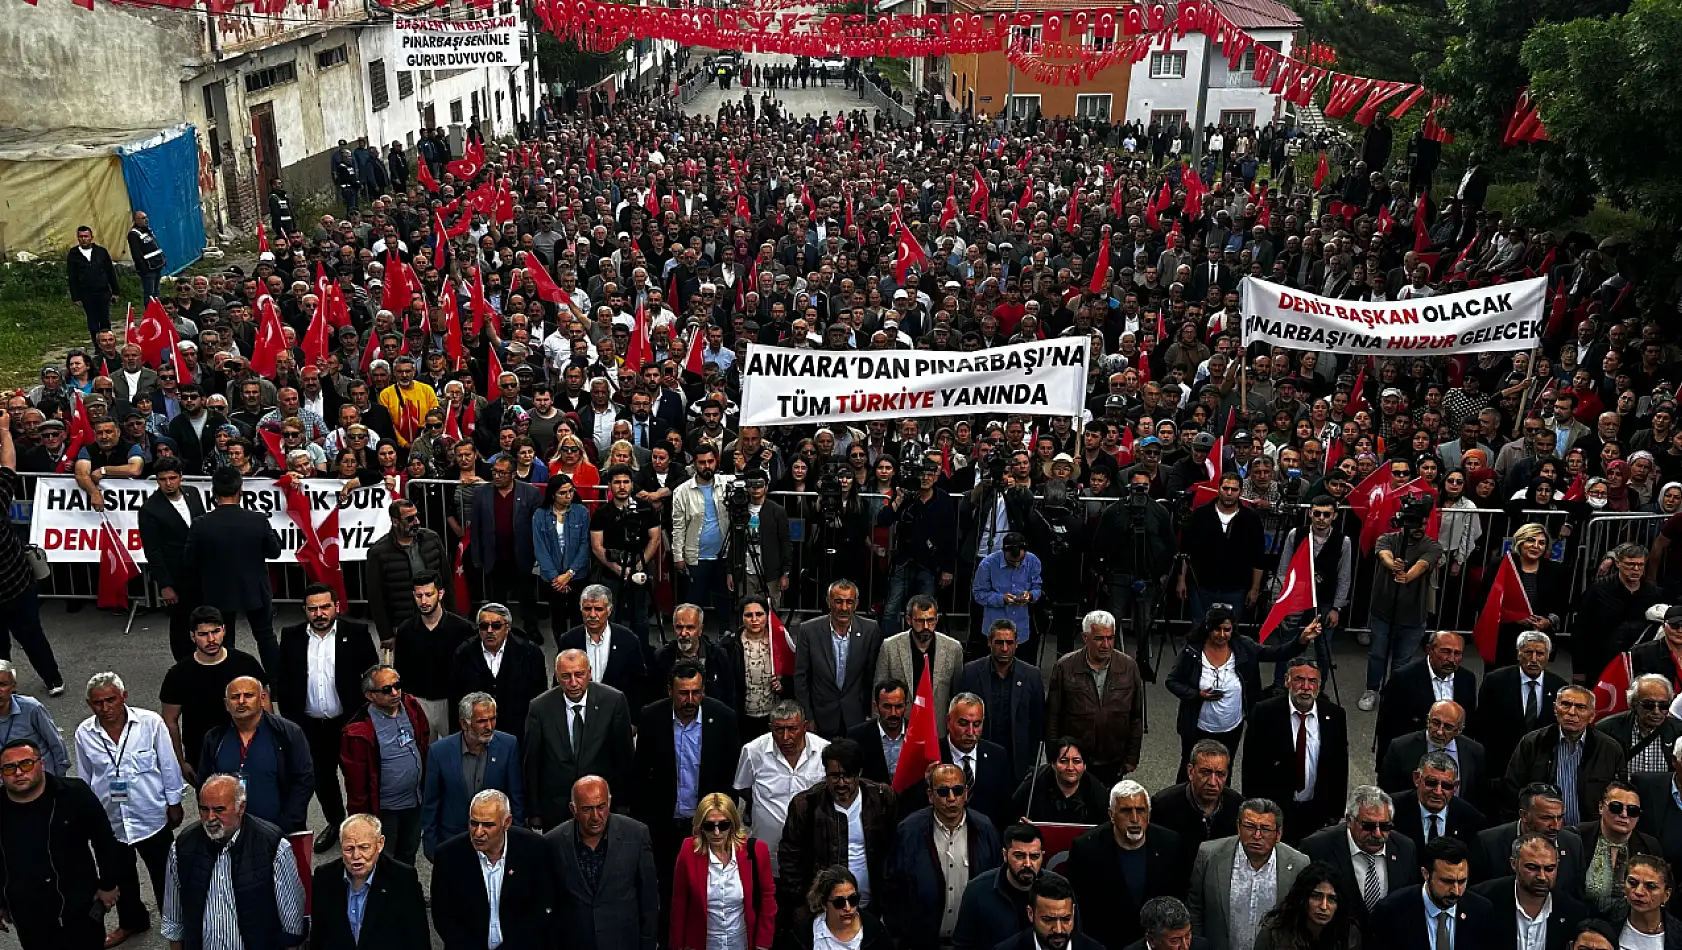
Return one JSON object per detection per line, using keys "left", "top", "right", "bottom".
{"left": 160, "top": 773, "right": 306, "bottom": 950}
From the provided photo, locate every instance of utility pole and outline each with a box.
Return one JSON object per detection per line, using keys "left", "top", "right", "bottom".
{"left": 1000, "top": 0, "right": 1020, "bottom": 131}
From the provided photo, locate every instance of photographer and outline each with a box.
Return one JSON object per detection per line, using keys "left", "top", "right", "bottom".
{"left": 808, "top": 459, "right": 874, "bottom": 611}
{"left": 671, "top": 444, "right": 731, "bottom": 630}
{"left": 1028, "top": 474, "right": 1089, "bottom": 659}
{"left": 1358, "top": 493, "right": 1441, "bottom": 712}
{"left": 877, "top": 458, "right": 958, "bottom": 636}
{"left": 589, "top": 463, "right": 661, "bottom": 644}
{"left": 723, "top": 468, "right": 793, "bottom": 611}
{"left": 1095, "top": 469, "right": 1177, "bottom": 657}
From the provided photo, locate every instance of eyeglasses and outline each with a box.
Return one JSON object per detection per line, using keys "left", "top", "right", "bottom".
{"left": 1421, "top": 777, "right": 1458, "bottom": 791}
{"left": 931, "top": 785, "right": 966, "bottom": 799}
{"left": 1637, "top": 700, "right": 1670, "bottom": 711}
{"left": 371, "top": 681, "right": 403, "bottom": 695}
{"left": 0, "top": 758, "right": 40, "bottom": 777}
{"left": 702, "top": 820, "right": 731, "bottom": 833}
{"left": 1357, "top": 821, "right": 1393, "bottom": 833}
{"left": 828, "top": 893, "right": 862, "bottom": 909}
{"left": 1607, "top": 801, "right": 1644, "bottom": 818}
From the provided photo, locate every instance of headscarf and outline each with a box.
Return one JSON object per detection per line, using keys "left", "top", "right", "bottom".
{"left": 1604, "top": 460, "right": 1632, "bottom": 511}
{"left": 206, "top": 423, "right": 243, "bottom": 473}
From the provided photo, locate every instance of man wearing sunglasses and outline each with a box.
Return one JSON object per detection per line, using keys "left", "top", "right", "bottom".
{"left": 1391, "top": 751, "right": 1487, "bottom": 850}
{"left": 882, "top": 761, "right": 1003, "bottom": 948}
{"left": 448, "top": 604, "right": 547, "bottom": 751}
{"left": 0, "top": 737, "right": 123, "bottom": 950}
{"left": 1300, "top": 785, "right": 1420, "bottom": 920}
{"left": 1594, "top": 673, "right": 1682, "bottom": 783}
{"left": 339, "top": 664, "right": 429, "bottom": 866}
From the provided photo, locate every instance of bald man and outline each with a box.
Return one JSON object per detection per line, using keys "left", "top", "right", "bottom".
{"left": 195, "top": 676, "right": 316, "bottom": 833}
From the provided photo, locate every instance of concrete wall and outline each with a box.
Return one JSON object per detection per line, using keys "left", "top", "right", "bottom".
{"left": 0, "top": 1, "right": 199, "bottom": 132}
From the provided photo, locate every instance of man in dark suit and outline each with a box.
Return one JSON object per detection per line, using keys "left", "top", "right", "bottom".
{"left": 954, "top": 618, "right": 1046, "bottom": 784}
{"left": 558, "top": 586, "right": 648, "bottom": 705}
{"left": 1153, "top": 740, "right": 1246, "bottom": 875}
{"left": 884, "top": 762, "right": 1003, "bottom": 948}
{"left": 1503, "top": 685, "right": 1623, "bottom": 825}
{"left": 524, "top": 649, "right": 635, "bottom": 830}
{"left": 66, "top": 225, "right": 119, "bottom": 340}
{"left": 897, "top": 693, "right": 1013, "bottom": 827}
{"left": 793, "top": 578, "right": 883, "bottom": 737}
{"left": 993, "top": 871, "right": 1107, "bottom": 950}
{"left": 421, "top": 691, "right": 525, "bottom": 860}
{"left": 1391, "top": 750, "right": 1488, "bottom": 848}
{"left": 549, "top": 775, "right": 660, "bottom": 950}
{"left": 848, "top": 680, "right": 908, "bottom": 785}
{"left": 1374, "top": 631, "right": 1478, "bottom": 766}
{"left": 1370, "top": 836, "right": 1496, "bottom": 950}
{"left": 1300, "top": 786, "right": 1422, "bottom": 922}
{"left": 1473, "top": 783, "right": 1586, "bottom": 897}
{"left": 470, "top": 456, "right": 544, "bottom": 637}
{"left": 137, "top": 456, "right": 207, "bottom": 661}
{"left": 449, "top": 603, "right": 549, "bottom": 748}
{"left": 311, "top": 814, "right": 429, "bottom": 950}
{"left": 1472, "top": 833, "right": 1590, "bottom": 950}
{"left": 1378, "top": 700, "right": 1488, "bottom": 811}
{"left": 184, "top": 465, "right": 283, "bottom": 673}
{"left": 1065, "top": 780, "right": 1189, "bottom": 949}
{"left": 1188, "top": 247, "right": 1234, "bottom": 302}
{"left": 1471, "top": 631, "right": 1565, "bottom": 798}
{"left": 431, "top": 789, "right": 556, "bottom": 950}
{"left": 630, "top": 659, "right": 740, "bottom": 911}
{"left": 1243, "top": 656, "right": 1349, "bottom": 845}
{"left": 275, "top": 583, "right": 378, "bottom": 853}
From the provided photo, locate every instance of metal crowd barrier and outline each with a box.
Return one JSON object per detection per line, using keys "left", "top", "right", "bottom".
{"left": 858, "top": 79, "right": 914, "bottom": 126}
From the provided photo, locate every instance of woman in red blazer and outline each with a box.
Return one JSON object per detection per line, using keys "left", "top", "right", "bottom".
{"left": 670, "top": 792, "right": 778, "bottom": 950}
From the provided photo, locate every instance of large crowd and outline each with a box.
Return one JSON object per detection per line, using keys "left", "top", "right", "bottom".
{"left": 0, "top": 73, "right": 1671, "bottom": 950}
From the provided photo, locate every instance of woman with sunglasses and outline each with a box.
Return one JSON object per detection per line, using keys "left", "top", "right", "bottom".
{"left": 533, "top": 476, "right": 591, "bottom": 639}
{"left": 802, "top": 866, "right": 888, "bottom": 950}
{"left": 1253, "top": 861, "right": 1359, "bottom": 950}
{"left": 670, "top": 792, "right": 777, "bottom": 950}
{"left": 548, "top": 436, "right": 600, "bottom": 508}
{"left": 1615, "top": 854, "right": 1680, "bottom": 949}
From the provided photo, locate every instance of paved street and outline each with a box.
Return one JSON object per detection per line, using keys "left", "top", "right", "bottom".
{"left": 0, "top": 599, "right": 1567, "bottom": 950}
{"left": 684, "top": 59, "right": 870, "bottom": 121}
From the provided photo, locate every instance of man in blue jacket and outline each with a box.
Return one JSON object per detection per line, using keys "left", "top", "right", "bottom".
{"left": 884, "top": 762, "right": 1002, "bottom": 947}
{"left": 972, "top": 532, "right": 1042, "bottom": 644}
{"left": 196, "top": 676, "right": 315, "bottom": 833}
{"left": 420, "top": 691, "right": 523, "bottom": 859}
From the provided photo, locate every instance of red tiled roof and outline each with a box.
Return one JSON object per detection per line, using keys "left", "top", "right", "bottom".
{"left": 956, "top": 0, "right": 1126, "bottom": 12}
{"left": 1210, "top": 0, "right": 1301, "bottom": 30}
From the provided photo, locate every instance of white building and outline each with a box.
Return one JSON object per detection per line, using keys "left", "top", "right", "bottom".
{"left": 1126, "top": 0, "right": 1300, "bottom": 134}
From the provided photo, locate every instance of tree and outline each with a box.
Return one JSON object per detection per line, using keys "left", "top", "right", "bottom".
{"left": 1294, "top": 0, "right": 1450, "bottom": 85}
{"left": 1522, "top": 0, "right": 1682, "bottom": 237}
{"left": 536, "top": 33, "right": 623, "bottom": 88}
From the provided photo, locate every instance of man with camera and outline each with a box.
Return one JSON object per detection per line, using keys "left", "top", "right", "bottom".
{"left": 589, "top": 463, "right": 661, "bottom": 644}
{"left": 878, "top": 458, "right": 959, "bottom": 637}
{"left": 723, "top": 468, "right": 793, "bottom": 610}
{"left": 1096, "top": 469, "right": 1177, "bottom": 660}
{"left": 1359, "top": 493, "right": 1442, "bottom": 712}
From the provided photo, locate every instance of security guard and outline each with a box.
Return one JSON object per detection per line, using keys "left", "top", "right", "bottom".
{"left": 126, "top": 211, "right": 166, "bottom": 301}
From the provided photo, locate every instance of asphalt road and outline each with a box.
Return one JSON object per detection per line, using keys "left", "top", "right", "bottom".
{"left": 1, "top": 599, "right": 1571, "bottom": 950}
{"left": 684, "top": 64, "right": 870, "bottom": 121}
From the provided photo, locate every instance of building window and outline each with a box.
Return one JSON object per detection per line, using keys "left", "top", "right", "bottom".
{"left": 1151, "top": 109, "right": 1187, "bottom": 132}
{"left": 1008, "top": 95, "right": 1041, "bottom": 120}
{"left": 495, "top": 90, "right": 504, "bottom": 123}
{"left": 243, "top": 62, "right": 297, "bottom": 94}
{"left": 369, "top": 59, "right": 389, "bottom": 111}
{"left": 1149, "top": 52, "right": 1186, "bottom": 79}
{"left": 1009, "top": 25, "right": 1041, "bottom": 53}
{"left": 1219, "top": 110, "right": 1257, "bottom": 128}
{"left": 450, "top": 99, "right": 464, "bottom": 123}
{"left": 1087, "top": 24, "right": 1115, "bottom": 50}
{"left": 1075, "top": 94, "right": 1112, "bottom": 120}
{"left": 314, "top": 45, "right": 348, "bottom": 69}
{"left": 397, "top": 70, "right": 415, "bottom": 99}
{"left": 498, "top": 0, "right": 511, "bottom": 12}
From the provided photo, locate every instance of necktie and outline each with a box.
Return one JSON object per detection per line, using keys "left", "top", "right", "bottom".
{"left": 1428, "top": 814, "right": 1440, "bottom": 842}
{"left": 1525, "top": 680, "right": 1540, "bottom": 727}
{"left": 634, "top": 420, "right": 646, "bottom": 447}
{"left": 1362, "top": 853, "right": 1382, "bottom": 910}
{"left": 1434, "top": 908, "right": 1452, "bottom": 950}
{"left": 962, "top": 754, "right": 975, "bottom": 787}
{"left": 1294, "top": 712, "right": 1309, "bottom": 792}
{"left": 570, "top": 704, "right": 585, "bottom": 747}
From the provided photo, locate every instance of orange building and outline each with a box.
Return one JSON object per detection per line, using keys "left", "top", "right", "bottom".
{"left": 943, "top": 0, "right": 1134, "bottom": 121}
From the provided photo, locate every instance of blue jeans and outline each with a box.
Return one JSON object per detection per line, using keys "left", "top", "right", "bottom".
{"left": 139, "top": 270, "right": 162, "bottom": 302}
{"left": 1365, "top": 615, "right": 1425, "bottom": 691}
{"left": 0, "top": 581, "right": 61, "bottom": 688}
{"left": 882, "top": 562, "right": 938, "bottom": 636}
{"left": 1189, "top": 587, "right": 1248, "bottom": 628}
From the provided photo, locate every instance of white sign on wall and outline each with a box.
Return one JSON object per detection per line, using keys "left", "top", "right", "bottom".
{"left": 394, "top": 13, "right": 521, "bottom": 71}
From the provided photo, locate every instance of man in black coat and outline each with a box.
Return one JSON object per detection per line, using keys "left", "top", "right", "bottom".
{"left": 310, "top": 815, "right": 428, "bottom": 950}
{"left": 1151, "top": 740, "right": 1245, "bottom": 874}
{"left": 449, "top": 603, "right": 549, "bottom": 749}
{"left": 1502, "top": 685, "right": 1623, "bottom": 825}
{"left": 557, "top": 585, "right": 648, "bottom": 707}
{"left": 66, "top": 225, "right": 119, "bottom": 341}
{"left": 1594, "top": 676, "right": 1682, "bottom": 782}
{"left": 1472, "top": 835, "right": 1590, "bottom": 950}
{"left": 1064, "top": 780, "right": 1189, "bottom": 949}
{"left": 0, "top": 740, "right": 122, "bottom": 950}
{"left": 1370, "top": 836, "right": 1497, "bottom": 950}
{"left": 631, "top": 660, "right": 740, "bottom": 912}
{"left": 1378, "top": 700, "right": 1488, "bottom": 812}
{"left": 846, "top": 680, "right": 908, "bottom": 785}
{"left": 895, "top": 693, "right": 1013, "bottom": 828}
{"left": 547, "top": 776, "right": 660, "bottom": 950}
{"left": 364, "top": 499, "right": 452, "bottom": 650}
{"left": 1470, "top": 633, "right": 1565, "bottom": 799}
{"left": 431, "top": 789, "right": 555, "bottom": 950}
{"left": 953, "top": 620, "right": 1046, "bottom": 784}
{"left": 275, "top": 584, "right": 378, "bottom": 853}
{"left": 1390, "top": 750, "right": 1488, "bottom": 848}
{"left": 184, "top": 466, "right": 283, "bottom": 672}
{"left": 1373, "top": 630, "right": 1478, "bottom": 766}
{"left": 164, "top": 384, "right": 226, "bottom": 475}
{"left": 991, "top": 871, "right": 1106, "bottom": 950}
{"left": 137, "top": 456, "right": 207, "bottom": 661}
{"left": 1473, "top": 783, "right": 1586, "bottom": 897}
{"left": 1243, "top": 656, "right": 1349, "bottom": 844}
{"left": 1299, "top": 787, "right": 1422, "bottom": 923}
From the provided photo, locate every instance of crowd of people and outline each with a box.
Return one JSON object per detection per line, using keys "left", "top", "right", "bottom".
{"left": 0, "top": 67, "right": 1669, "bottom": 950}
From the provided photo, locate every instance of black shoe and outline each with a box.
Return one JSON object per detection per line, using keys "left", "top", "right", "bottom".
{"left": 313, "top": 826, "right": 339, "bottom": 854}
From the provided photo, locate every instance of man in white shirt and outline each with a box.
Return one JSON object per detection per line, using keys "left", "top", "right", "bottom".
{"left": 733, "top": 699, "right": 829, "bottom": 876}
{"left": 76, "top": 671, "right": 185, "bottom": 946}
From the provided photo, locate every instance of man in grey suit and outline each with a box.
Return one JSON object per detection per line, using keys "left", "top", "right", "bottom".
{"left": 1187, "top": 799, "right": 1310, "bottom": 950}
{"left": 524, "top": 649, "right": 635, "bottom": 829}
{"left": 547, "top": 775, "right": 660, "bottom": 950}
{"left": 793, "top": 578, "right": 883, "bottom": 738}
{"left": 875, "top": 595, "right": 962, "bottom": 738}
{"left": 183, "top": 466, "right": 283, "bottom": 673}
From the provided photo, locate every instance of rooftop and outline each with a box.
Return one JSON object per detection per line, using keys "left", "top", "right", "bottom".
{"left": 1209, "top": 0, "right": 1302, "bottom": 30}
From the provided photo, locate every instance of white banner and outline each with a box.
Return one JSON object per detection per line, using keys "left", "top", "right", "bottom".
{"left": 1241, "top": 275, "right": 1549, "bottom": 356}
{"left": 738, "top": 338, "right": 1091, "bottom": 427}
{"left": 28, "top": 478, "right": 392, "bottom": 564}
{"left": 394, "top": 13, "right": 521, "bottom": 71}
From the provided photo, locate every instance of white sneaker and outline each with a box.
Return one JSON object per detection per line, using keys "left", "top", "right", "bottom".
{"left": 1356, "top": 630, "right": 1372, "bottom": 647}
{"left": 1357, "top": 690, "right": 1379, "bottom": 712}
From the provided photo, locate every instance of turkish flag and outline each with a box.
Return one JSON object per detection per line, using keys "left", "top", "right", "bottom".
{"left": 446, "top": 139, "right": 485, "bottom": 181}
{"left": 97, "top": 516, "right": 139, "bottom": 610}
{"left": 624, "top": 301, "right": 653, "bottom": 372}
{"left": 939, "top": 194, "right": 958, "bottom": 232}
{"left": 453, "top": 534, "right": 472, "bottom": 610}
{"left": 768, "top": 607, "right": 796, "bottom": 679}
{"left": 1258, "top": 537, "right": 1315, "bottom": 643}
{"left": 441, "top": 280, "right": 465, "bottom": 367}
{"left": 256, "top": 220, "right": 269, "bottom": 254}
{"left": 123, "top": 303, "right": 136, "bottom": 346}
{"left": 969, "top": 170, "right": 990, "bottom": 214}
{"left": 1594, "top": 652, "right": 1633, "bottom": 717}
{"left": 469, "top": 269, "right": 495, "bottom": 338}
{"left": 893, "top": 212, "right": 927, "bottom": 283}
{"left": 1313, "top": 151, "right": 1330, "bottom": 191}
{"left": 1349, "top": 360, "right": 1370, "bottom": 416}
{"left": 486, "top": 343, "right": 506, "bottom": 394}
{"left": 1376, "top": 205, "right": 1395, "bottom": 236}
{"left": 1473, "top": 553, "right": 1535, "bottom": 664}
{"left": 892, "top": 665, "right": 944, "bottom": 794}
{"left": 251, "top": 295, "right": 287, "bottom": 379}
{"left": 301, "top": 294, "right": 331, "bottom": 369}
{"left": 134, "top": 298, "right": 175, "bottom": 369}
{"left": 1413, "top": 191, "right": 1431, "bottom": 255}
{"left": 380, "top": 251, "right": 411, "bottom": 317}
{"left": 525, "top": 256, "right": 566, "bottom": 304}
{"left": 1089, "top": 232, "right": 1111, "bottom": 295}
{"left": 417, "top": 160, "right": 440, "bottom": 194}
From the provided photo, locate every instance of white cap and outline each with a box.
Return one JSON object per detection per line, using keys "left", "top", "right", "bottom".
{"left": 893, "top": 289, "right": 909, "bottom": 300}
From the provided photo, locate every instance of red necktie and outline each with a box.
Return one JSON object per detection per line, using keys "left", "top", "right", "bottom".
{"left": 1294, "top": 712, "right": 1309, "bottom": 793}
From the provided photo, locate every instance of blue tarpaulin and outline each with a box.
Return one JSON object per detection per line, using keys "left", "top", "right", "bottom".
{"left": 117, "top": 125, "right": 204, "bottom": 275}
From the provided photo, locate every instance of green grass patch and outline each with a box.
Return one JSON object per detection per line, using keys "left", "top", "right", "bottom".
{"left": 0, "top": 261, "right": 136, "bottom": 389}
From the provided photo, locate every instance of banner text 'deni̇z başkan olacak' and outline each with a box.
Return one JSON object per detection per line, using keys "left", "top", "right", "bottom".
{"left": 1241, "top": 275, "right": 1548, "bottom": 356}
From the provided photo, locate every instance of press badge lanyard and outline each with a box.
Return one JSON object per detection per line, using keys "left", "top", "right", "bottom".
{"left": 102, "top": 719, "right": 134, "bottom": 802}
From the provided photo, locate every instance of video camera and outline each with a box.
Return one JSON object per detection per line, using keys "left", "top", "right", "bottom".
{"left": 1393, "top": 493, "right": 1434, "bottom": 529}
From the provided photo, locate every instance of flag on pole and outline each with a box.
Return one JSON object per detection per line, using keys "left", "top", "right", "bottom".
{"left": 1413, "top": 191, "right": 1431, "bottom": 255}
{"left": 251, "top": 295, "right": 287, "bottom": 379}
{"left": 96, "top": 515, "right": 138, "bottom": 610}
{"left": 1594, "top": 652, "right": 1633, "bottom": 716}
{"left": 1258, "top": 537, "right": 1316, "bottom": 643}
{"left": 1089, "top": 231, "right": 1111, "bottom": 295}
{"left": 123, "top": 303, "right": 136, "bottom": 346}
{"left": 767, "top": 607, "right": 796, "bottom": 679}
{"left": 1473, "top": 553, "right": 1535, "bottom": 663}
{"left": 453, "top": 535, "right": 472, "bottom": 613}
{"left": 1313, "top": 151, "right": 1330, "bottom": 191}
{"left": 892, "top": 665, "right": 944, "bottom": 794}
{"left": 256, "top": 221, "right": 270, "bottom": 254}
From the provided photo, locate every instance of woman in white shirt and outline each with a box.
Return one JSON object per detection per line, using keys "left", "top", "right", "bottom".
{"left": 1617, "top": 854, "right": 1678, "bottom": 949}
{"left": 804, "top": 866, "right": 890, "bottom": 950}
{"left": 670, "top": 793, "right": 777, "bottom": 950}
